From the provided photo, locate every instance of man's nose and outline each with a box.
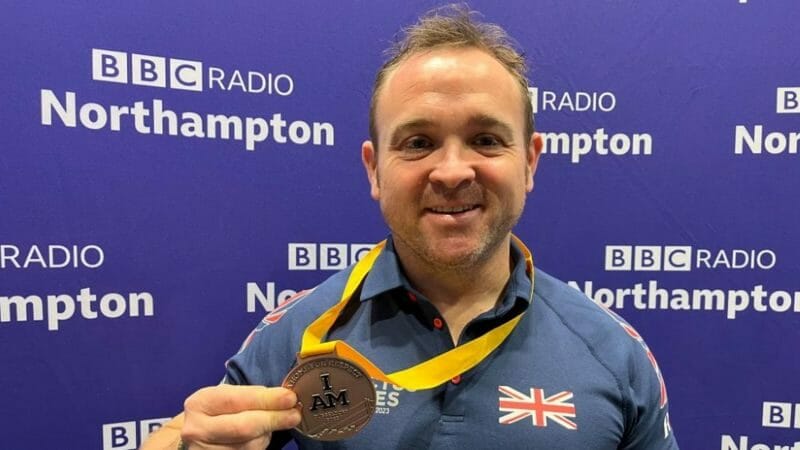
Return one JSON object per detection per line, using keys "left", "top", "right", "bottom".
{"left": 428, "top": 141, "right": 477, "bottom": 189}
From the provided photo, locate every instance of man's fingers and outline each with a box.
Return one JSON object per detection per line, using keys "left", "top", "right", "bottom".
{"left": 185, "top": 385, "right": 297, "bottom": 415}
{"left": 180, "top": 385, "right": 302, "bottom": 447}
{"left": 182, "top": 408, "right": 302, "bottom": 444}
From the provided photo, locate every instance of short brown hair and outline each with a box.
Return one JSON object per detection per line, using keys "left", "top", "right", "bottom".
{"left": 369, "top": 4, "right": 534, "bottom": 148}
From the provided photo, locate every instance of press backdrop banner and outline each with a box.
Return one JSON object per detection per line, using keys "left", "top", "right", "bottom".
{"left": 1, "top": 1, "right": 798, "bottom": 449}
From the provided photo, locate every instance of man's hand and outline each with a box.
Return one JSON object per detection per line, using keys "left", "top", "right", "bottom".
{"left": 180, "top": 385, "right": 301, "bottom": 449}
{"left": 140, "top": 385, "right": 301, "bottom": 450}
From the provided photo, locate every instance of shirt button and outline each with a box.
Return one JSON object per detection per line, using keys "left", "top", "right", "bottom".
{"left": 433, "top": 317, "right": 444, "bottom": 329}
{"left": 451, "top": 375, "right": 462, "bottom": 385}
{"left": 407, "top": 291, "right": 417, "bottom": 302}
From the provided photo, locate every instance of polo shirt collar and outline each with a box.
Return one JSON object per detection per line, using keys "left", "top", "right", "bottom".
{"left": 507, "top": 238, "right": 534, "bottom": 304}
{"left": 359, "top": 238, "right": 405, "bottom": 301}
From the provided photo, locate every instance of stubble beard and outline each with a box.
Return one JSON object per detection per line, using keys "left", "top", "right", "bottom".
{"left": 391, "top": 199, "right": 524, "bottom": 276}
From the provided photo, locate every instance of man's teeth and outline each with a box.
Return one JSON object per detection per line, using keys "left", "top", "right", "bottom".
{"left": 430, "top": 205, "right": 476, "bottom": 213}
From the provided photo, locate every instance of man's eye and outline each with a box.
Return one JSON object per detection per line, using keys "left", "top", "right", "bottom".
{"left": 404, "top": 137, "right": 433, "bottom": 150}
{"left": 473, "top": 134, "right": 501, "bottom": 147}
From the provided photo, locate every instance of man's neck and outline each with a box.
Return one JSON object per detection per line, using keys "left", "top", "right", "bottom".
{"left": 394, "top": 236, "right": 513, "bottom": 344}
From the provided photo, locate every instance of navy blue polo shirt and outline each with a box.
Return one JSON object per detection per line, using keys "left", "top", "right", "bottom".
{"left": 226, "top": 238, "right": 679, "bottom": 449}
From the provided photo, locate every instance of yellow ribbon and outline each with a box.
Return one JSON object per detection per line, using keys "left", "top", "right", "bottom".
{"left": 299, "top": 235, "right": 534, "bottom": 391}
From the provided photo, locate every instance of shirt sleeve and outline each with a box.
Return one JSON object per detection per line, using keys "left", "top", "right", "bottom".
{"left": 619, "top": 337, "right": 679, "bottom": 450}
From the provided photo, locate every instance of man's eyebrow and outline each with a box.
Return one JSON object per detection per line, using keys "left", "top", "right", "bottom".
{"left": 388, "top": 118, "right": 435, "bottom": 145}
{"left": 386, "top": 115, "right": 516, "bottom": 145}
{"left": 467, "top": 114, "right": 515, "bottom": 138}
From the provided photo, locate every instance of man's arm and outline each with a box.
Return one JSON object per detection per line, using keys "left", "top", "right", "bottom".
{"left": 140, "top": 385, "right": 300, "bottom": 450}
{"left": 619, "top": 338, "right": 679, "bottom": 450}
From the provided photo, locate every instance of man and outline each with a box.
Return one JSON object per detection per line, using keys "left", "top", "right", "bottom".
{"left": 144, "top": 5, "right": 678, "bottom": 449}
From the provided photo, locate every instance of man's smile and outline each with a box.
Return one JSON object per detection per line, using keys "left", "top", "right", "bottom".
{"left": 426, "top": 204, "right": 481, "bottom": 214}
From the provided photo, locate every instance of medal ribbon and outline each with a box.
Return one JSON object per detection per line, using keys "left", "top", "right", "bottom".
{"left": 298, "top": 235, "right": 534, "bottom": 391}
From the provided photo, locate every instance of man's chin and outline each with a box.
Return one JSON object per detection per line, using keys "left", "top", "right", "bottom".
{"left": 422, "top": 240, "right": 489, "bottom": 269}
{"left": 394, "top": 230, "right": 504, "bottom": 270}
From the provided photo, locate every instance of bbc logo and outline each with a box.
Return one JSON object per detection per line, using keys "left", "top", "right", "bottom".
{"left": 102, "top": 418, "right": 170, "bottom": 450}
{"left": 92, "top": 48, "right": 203, "bottom": 91}
{"left": 777, "top": 87, "right": 800, "bottom": 114}
{"left": 605, "top": 245, "right": 692, "bottom": 271}
{"left": 762, "top": 402, "right": 800, "bottom": 429}
{"left": 288, "top": 243, "right": 374, "bottom": 270}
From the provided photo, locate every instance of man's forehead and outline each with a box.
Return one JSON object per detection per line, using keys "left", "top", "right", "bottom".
{"left": 383, "top": 47, "right": 512, "bottom": 94}
{"left": 401, "top": 50, "right": 489, "bottom": 77}
{"left": 375, "top": 47, "right": 523, "bottom": 135}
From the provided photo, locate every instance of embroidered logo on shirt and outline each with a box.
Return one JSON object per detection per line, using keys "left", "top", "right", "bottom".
{"left": 498, "top": 386, "right": 577, "bottom": 430}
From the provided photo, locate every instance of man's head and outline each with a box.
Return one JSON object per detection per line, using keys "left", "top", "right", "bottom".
{"left": 369, "top": 4, "right": 534, "bottom": 149}
{"left": 362, "top": 5, "right": 542, "bottom": 272}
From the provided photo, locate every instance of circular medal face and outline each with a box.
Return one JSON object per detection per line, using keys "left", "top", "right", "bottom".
{"left": 282, "top": 356, "right": 376, "bottom": 441}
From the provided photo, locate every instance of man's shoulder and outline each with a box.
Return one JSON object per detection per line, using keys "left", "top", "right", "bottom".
{"left": 258, "top": 265, "right": 356, "bottom": 332}
{"left": 531, "top": 270, "right": 676, "bottom": 448}
{"left": 533, "top": 268, "right": 621, "bottom": 334}
{"left": 225, "top": 265, "right": 357, "bottom": 386}
{"left": 532, "top": 268, "right": 649, "bottom": 371}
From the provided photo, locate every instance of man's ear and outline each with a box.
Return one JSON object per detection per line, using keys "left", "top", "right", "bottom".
{"left": 526, "top": 132, "right": 543, "bottom": 192}
{"left": 361, "top": 140, "right": 380, "bottom": 200}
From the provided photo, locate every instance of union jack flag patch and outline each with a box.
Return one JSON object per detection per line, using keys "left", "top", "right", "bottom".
{"left": 498, "top": 386, "right": 577, "bottom": 430}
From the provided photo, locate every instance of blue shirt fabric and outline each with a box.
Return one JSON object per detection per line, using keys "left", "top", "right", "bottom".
{"left": 225, "top": 238, "right": 679, "bottom": 449}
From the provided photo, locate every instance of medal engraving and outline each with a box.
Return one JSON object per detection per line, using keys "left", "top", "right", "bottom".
{"left": 283, "top": 356, "right": 376, "bottom": 441}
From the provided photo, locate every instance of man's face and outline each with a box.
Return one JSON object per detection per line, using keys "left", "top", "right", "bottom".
{"left": 362, "top": 47, "right": 541, "bottom": 270}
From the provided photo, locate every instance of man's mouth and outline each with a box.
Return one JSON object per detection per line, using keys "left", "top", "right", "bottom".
{"left": 427, "top": 205, "right": 480, "bottom": 214}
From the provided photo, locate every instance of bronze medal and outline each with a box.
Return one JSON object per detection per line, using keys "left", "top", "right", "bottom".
{"left": 282, "top": 356, "right": 376, "bottom": 441}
